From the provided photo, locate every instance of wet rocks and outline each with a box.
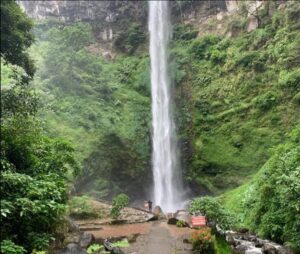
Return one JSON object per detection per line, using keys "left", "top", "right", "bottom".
{"left": 221, "top": 230, "right": 291, "bottom": 254}
{"left": 118, "top": 207, "right": 156, "bottom": 223}
{"left": 61, "top": 243, "right": 87, "bottom": 254}
{"left": 175, "top": 210, "right": 191, "bottom": 227}
{"left": 167, "top": 213, "right": 178, "bottom": 225}
{"left": 153, "top": 206, "right": 166, "bottom": 220}
{"left": 166, "top": 210, "right": 191, "bottom": 226}
{"left": 79, "top": 232, "right": 94, "bottom": 248}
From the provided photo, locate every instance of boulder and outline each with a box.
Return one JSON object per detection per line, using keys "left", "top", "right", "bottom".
{"left": 226, "top": 234, "right": 236, "bottom": 246}
{"left": 61, "top": 243, "right": 87, "bottom": 254}
{"left": 262, "top": 243, "right": 277, "bottom": 254}
{"left": 79, "top": 232, "right": 94, "bottom": 248}
{"left": 167, "top": 213, "right": 178, "bottom": 225}
{"left": 234, "top": 244, "right": 249, "bottom": 254}
{"left": 238, "top": 228, "right": 250, "bottom": 234}
{"left": 64, "top": 233, "right": 80, "bottom": 244}
{"left": 175, "top": 210, "right": 191, "bottom": 227}
{"left": 153, "top": 206, "right": 166, "bottom": 220}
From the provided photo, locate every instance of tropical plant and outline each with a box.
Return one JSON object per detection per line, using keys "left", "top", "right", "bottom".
{"left": 190, "top": 227, "right": 215, "bottom": 254}
{"left": 110, "top": 194, "right": 129, "bottom": 219}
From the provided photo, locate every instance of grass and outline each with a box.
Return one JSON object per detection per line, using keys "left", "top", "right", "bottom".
{"left": 214, "top": 235, "right": 233, "bottom": 254}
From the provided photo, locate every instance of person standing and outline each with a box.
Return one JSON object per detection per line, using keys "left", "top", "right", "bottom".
{"left": 147, "top": 200, "right": 153, "bottom": 212}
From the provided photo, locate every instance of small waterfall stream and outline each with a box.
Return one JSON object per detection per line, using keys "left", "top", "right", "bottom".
{"left": 149, "top": 1, "right": 185, "bottom": 212}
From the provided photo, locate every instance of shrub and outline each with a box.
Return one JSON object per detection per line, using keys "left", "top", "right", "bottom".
{"left": 255, "top": 91, "right": 278, "bottom": 111}
{"left": 239, "top": 127, "right": 300, "bottom": 250}
{"left": 68, "top": 196, "right": 98, "bottom": 219}
{"left": 190, "top": 35, "right": 221, "bottom": 59}
{"left": 0, "top": 240, "right": 25, "bottom": 254}
{"left": 110, "top": 193, "right": 129, "bottom": 219}
{"left": 87, "top": 244, "right": 104, "bottom": 254}
{"left": 278, "top": 69, "right": 300, "bottom": 90}
{"left": 227, "top": 18, "right": 247, "bottom": 36}
{"left": 173, "top": 24, "right": 198, "bottom": 41}
{"left": 176, "top": 220, "right": 187, "bottom": 228}
{"left": 292, "top": 92, "right": 300, "bottom": 105}
{"left": 189, "top": 197, "right": 235, "bottom": 230}
{"left": 234, "top": 51, "right": 265, "bottom": 71}
{"left": 28, "top": 233, "right": 53, "bottom": 252}
{"left": 190, "top": 227, "right": 215, "bottom": 254}
{"left": 111, "top": 239, "right": 130, "bottom": 247}
{"left": 113, "top": 24, "right": 145, "bottom": 54}
{"left": 209, "top": 49, "right": 227, "bottom": 64}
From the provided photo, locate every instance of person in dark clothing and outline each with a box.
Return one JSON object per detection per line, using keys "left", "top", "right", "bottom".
{"left": 147, "top": 200, "right": 152, "bottom": 212}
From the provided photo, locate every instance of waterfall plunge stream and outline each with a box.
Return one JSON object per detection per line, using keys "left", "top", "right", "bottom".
{"left": 149, "top": 1, "right": 185, "bottom": 212}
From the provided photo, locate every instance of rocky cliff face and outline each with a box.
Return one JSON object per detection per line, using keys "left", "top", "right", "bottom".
{"left": 18, "top": 1, "right": 286, "bottom": 42}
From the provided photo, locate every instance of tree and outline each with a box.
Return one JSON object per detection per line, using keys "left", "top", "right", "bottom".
{"left": 0, "top": 1, "right": 78, "bottom": 252}
{"left": 1, "top": 0, "right": 35, "bottom": 77}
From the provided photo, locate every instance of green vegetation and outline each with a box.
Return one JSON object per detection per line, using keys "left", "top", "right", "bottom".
{"left": 176, "top": 220, "right": 187, "bottom": 228}
{"left": 189, "top": 197, "right": 235, "bottom": 230}
{"left": 68, "top": 196, "right": 99, "bottom": 219}
{"left": 214, "top": 236, "right": 232, "bottom": 254}
{"left": 171, "top": 1, "right": 300, "bottom": 193}
{"left": 0, "top": 240, "right": 25, "bottom": 254}
{"left": 29, "top": 21, "right": 151, "bottom": 199}
{"left": 190, "top": 228, "right": 215, "bottom": 254}
{"left": 1, "top": 1, "right": 77, "bottom": 252}
{"left": 1, "top": 0, "right": 299, "bottom": 251}
{"left": 111, "top": 239, "right": 130, "bottom": 248}
{"left": 220, "top": 126, "right": 300, "bottom": 250}
{"left": 28, "top": 1, "right": 299, "bottom": 201}
{"left": 87, "top": 244, "right": 104, "bottom": 254}
{"left": 110, "top": 193, "right": 129, "bottom": 219}
{"left": 0, "top": 0, "right": 35, "bottom": 77}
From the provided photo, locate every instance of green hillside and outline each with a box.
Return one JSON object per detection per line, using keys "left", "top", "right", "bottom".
{"left": 28, "top": 1, "right": 299, "bottom": 198}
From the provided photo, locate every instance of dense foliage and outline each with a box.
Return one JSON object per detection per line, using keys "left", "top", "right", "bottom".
{"left": 221, "top": 126, "right": 300, "bottom": 250}
{"left": 29, "top": 21, "right": 151, "bottom": 199}
{"left": 110, "top": 193, "right": 129, "bottom": 219}
{"left": 0, "top": 1, "right": 35, "bottom": 77}
{"left": 1, "top": 1, "right": 77, "bottom": 252}
{"left": 189, "top": 197, "right": 235, "bottom": 230}
{"left": 170, "top": 1, "right": 300, "bottom": 193}
{"left": 190, "top": 227, "right": 215, "bottom": 254}
{"left": 22, "top": 0, "right": 299, "bottom": 205}
{"left": 2, "top": 1, "right": 299, "bottom": 251}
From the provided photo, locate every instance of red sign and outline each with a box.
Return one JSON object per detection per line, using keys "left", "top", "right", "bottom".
{"left": 191, "top": 216, "right": 206, "bottom": 227}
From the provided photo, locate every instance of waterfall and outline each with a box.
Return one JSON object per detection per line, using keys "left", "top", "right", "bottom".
{"left": 149, "top": 1, "right": 185, "bottom": 212}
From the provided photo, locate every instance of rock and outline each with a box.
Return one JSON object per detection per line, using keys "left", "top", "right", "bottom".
{"left": 262, "top": 243, "right": 277, "bottom": 254}
{"left": 64, "top": 233, "right": 80, "bottom": 244}
{"left": 183, "top": 238, "right": 190, "bottom": 244}
{"left": 153, "top": 206, "right": 166, "bottom": 219}
{"left": 118, "top": 207, "right": 156, "bottom": 223}
{"left": 127, "top": 234, "right": 139, "bottom": 243}
{"left": 175, "top": 210, "right": 191, "bottom": 227}
{"left": 255, "top": 239, "right": 268, "bottom": 248}
{"left": 79, "top": 232, "right": 94, "bottom": 248}
{"left": 67, "top": 218, "right": 80, "bottom": 232}
{"left": 238, "top": 228, "right": 250, "bottom": 234}
{"left": 207, "top": 220, "right": 216, "bottom": 228}
{"left": 167, "top": 217, "right": 178, "bottom": 225}
{"left": 166, "top": 213, "right": 178, "bottom": 225}
{"left": 246, "top": 248, "right": 263, "bottom": 254}
{"left": 226, "top": 234, "right": 236, "bottom": 246}
{"left": 234, "top": 243, "right": 249, "bottom": 254}
{"left": 61, "top": 243, "right": 87, "bottom": 254}
{"left": 247, "top": 16, "right": 259, "bottom": 32}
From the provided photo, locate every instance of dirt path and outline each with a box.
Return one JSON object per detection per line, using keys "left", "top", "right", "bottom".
{"left": 121, "top": 222, "right": 194, "bottom": 254}
{"left": 81, "top": 220, "right": 194, "bottom": 253}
